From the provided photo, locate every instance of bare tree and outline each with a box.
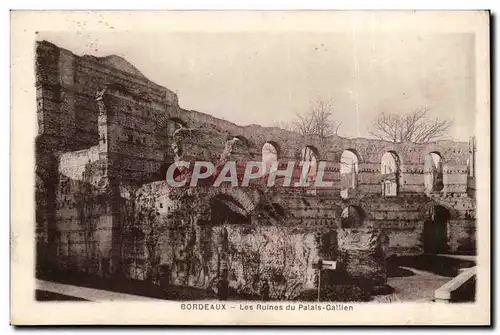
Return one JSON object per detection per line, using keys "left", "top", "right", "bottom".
{"left": 369, "top": 107, "right": 453, "bottom": 143}
{"left": 310, "top": 100, "right": 342, "bottom": 140}
{"left": 274, "top": 99, "right": 342, "bottom": 140}
{"left": 292, "top": 111, "right": 316, "bottom": 136}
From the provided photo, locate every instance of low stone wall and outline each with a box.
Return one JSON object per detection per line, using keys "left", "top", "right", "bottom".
{"left": 122, "top": 212, "right": 390, "bottom": 299}
{"left": 153, "top": 224, "right": 319, "bottom": 300}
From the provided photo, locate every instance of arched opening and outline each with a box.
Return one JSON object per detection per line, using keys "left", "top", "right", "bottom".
{"left": 424, "top": 152, "right": 444, "bottom": 193}
{"left": 340, "top": 206, "right": 365, "bottom": 228}
{"left": 340, "top": 149, "right": 360, "bottom": 198}
{"left": 166, "top": 118, "right": 187, "bottom": 139}
{"left": 423, "top": 205, "right": 450, "bottom": 254}
{"left": 219, "top": 136, "right": 250, "bottom": 183}
{"left": 233, "top": 135, "right": 249, "bottom": 146}
{"left": 300, "top": 146, "right": 319, "bottom": 184}
{"left": 466, "top": 150, "right": 475, "bottom": 178}
{"left": 466, "top": 156, "right": 471, "bottom": 177}
{"left": 262, "top": 142, "right": 279, "bottom": 175}
{"left": 225, "top": 135, "right": 250, "bottom": 156}
{"left": 381, "top": 151, "right": 401, "bottom": 196}
{"left": 209, "top": 194, "right": 250, "bottom": 225}
{"left": 468, "top": 136, "right": 476, "bottom": 178}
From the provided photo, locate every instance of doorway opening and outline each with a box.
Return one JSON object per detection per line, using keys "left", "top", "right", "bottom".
{"left": 423, "top": 205, "right": 450, "bottom": 254}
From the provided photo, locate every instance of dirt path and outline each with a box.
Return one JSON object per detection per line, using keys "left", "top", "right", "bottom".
{"left": 374, "top": 267, "right": 450, "bottom": 302}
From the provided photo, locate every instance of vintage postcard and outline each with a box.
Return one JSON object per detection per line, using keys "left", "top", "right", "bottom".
{"left": 10, "top": 10, "right": 490, "bottom": 325}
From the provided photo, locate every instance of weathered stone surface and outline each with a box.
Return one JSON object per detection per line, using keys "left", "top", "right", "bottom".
{"left": 337, "top": 228, "right": 389, "bottom": 287}
{"left": 34, "top": 40, "right": 477, "bottom": 293}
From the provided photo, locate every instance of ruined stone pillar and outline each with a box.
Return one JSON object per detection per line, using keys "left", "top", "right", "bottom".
{"left": 337, "top": 228, "right": 389, "bottom": 289}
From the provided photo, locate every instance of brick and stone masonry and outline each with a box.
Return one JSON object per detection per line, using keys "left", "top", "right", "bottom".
{"left": 35, "top": 40, "right": 477, "bottom": 299}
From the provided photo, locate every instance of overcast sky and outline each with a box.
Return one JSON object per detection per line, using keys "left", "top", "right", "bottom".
{"left": 39, "top": 30, "right": 476, "bottom": 141}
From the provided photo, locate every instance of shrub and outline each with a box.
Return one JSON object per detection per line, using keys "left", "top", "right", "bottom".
{"left": 295, "top": 284, "right": 371, "bottom": 302}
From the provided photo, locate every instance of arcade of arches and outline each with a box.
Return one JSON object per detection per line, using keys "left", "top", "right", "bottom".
{"left": 35, "top": 41, "right": 477, "bottom": 299}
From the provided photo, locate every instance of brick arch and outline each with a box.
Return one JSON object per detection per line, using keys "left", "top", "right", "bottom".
{"left": 379, "top": 150, "right": 403, "bottom": 171}
{"left": 156, "top": 115, "right": 189, "bottom": 134}
{"left": 261, "top": 141, "right": 280, "bottom": 176}
{"left": 202, "top": 186, "right": 257, "bottom": 214}
{"left": 338, "top": 199, "right": 373, "bottom": 218}
{"left": 421, "top": 141, "right": 470, "bottom": 164}
{"left": 261, "top": 140, "right": 281, "bottom": 158}
{"left": 418, "top": 201, "right": 458, "bottom": 220}
{"left": 339, "top": 148, "right": 362, "bottom": 173}
{"left": 340, "top": 205, "right": 366, "bottom": 228}
{"left": 231, "top": 135, "right": 250, "bottom": 146}
{"left": 298, "top": 145, "right": 320, "bottom": 159}
{"left": 422, "top": 149, "right": 447, "bottom": 164}
{"left": 380, "top": 150, "right": 402, "bottom": 196}
{"left": 340, "top": 148, "right": 364, "bottom": 164}
{"left": 424, "top": 151, "right": 446, "bottom": 191}
{"left": 377, "top": 149, "right": 403, "bottom": 167}
{"left": 220, "top": 135, "right": 254, "bottom": 160}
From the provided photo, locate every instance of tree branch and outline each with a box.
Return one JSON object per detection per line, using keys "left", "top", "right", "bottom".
{"left": 369, "top": 107, "right": 452, "bottom": 143}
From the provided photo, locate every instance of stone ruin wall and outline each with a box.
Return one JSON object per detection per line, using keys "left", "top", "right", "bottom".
{"left": 121, "top": 182, "right": 322, "bottom": 299}
{"left": 35, "top": 41, "right": 477, "bottom": 293}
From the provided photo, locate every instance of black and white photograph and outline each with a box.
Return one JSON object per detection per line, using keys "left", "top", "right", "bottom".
{"left": 10, "top": 10, "right": 490, "bottom": 325}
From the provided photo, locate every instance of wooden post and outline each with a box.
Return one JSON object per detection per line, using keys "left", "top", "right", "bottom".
{"left": 312, "top": 259, "right": 324, "bottom": 302}
{"left": 317, "top": 269, "right": 321, "bottom": 302}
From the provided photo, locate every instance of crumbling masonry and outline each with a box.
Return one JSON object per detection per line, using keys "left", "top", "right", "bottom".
{"left": 35, "top": 41, "right": 477, "bottom": 299}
